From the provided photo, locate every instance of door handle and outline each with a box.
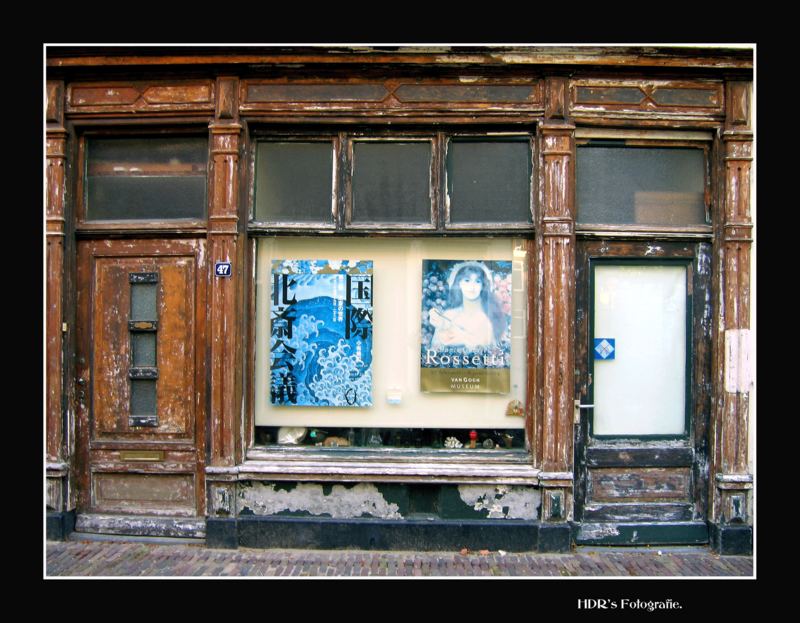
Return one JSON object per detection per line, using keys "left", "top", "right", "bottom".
{"left": 574, "top": 400, "right": 594, "bottom": 423}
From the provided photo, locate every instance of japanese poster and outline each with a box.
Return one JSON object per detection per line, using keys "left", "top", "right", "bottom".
{"left": 270, "top": 260, "right": 373, "bottom": 407}
{"left": 421, "top": 259, "right": 512, "bottom": 393}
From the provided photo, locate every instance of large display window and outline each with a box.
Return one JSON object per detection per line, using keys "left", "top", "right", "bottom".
{"left": 253, "top": 236, "right": 529, "bottom": 450}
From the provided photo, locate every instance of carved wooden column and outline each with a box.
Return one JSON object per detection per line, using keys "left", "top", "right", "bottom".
{"left": 710, "top": 80, "right": 754, "bottom": 554}
{"left": 205, "top": 78, "right": 244, "bottom": 547}
{"left": 535, "top": 77, "right": 575, "bottom": 551}
{"left": 46, "top": 80, "right": 72, "bottom": 537}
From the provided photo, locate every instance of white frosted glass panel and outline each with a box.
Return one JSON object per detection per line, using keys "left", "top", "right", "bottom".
{"left": 255, "top": 237, "right": 527, "bottom": 429}
{"left": 593, "top": 265, "right": 687, "bottom": 436}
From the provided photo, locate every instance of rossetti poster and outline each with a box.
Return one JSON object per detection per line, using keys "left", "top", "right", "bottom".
{"left": 420, "top": 259, "right": 512, "bottom": 393}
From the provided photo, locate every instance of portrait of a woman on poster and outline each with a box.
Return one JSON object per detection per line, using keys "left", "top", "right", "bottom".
{"left": 429, "top": 261, "right": 506, "bottom": 349}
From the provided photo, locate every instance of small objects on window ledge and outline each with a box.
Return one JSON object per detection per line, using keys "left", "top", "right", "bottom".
{"left": 366, "top": 429, "right": 383, "bottom": 447}
{"left": 482, "top": 438, "right": 495, "bottom": 449}
{"left": 323, "top": 436, "right": 351, "bottom": 447}
{"left": 469, "top": 430, "right": 478, "bottom": 449}
{"left": 506, "top": 400, "right": 524, "bottom": 417}
{"left": 500, "top": 433, "right": 514, "bottom": 449}
{"left": 307, "top": 429, "right": 328, "bottom": 444}
{"left": 277, "top": 427, "right": 307, "bottom": 445}
{"left": 444, "top": 436, "right": 463, "bottom": 449}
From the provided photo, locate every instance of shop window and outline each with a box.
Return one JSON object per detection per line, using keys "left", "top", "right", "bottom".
{"left": 576, "top": 139, "right": 708, "bottom": 226}
{"left": 254, "top": 141, "right": 334, "bottom": 224}
{"left": 85, "top": 136, "right": 208, "bottom": 221}
{"left": 250, "top": 129, "right": 533, "bottom": 451}
{"left": 446, "top": 138, "right": 532, "bottom": 224}
{"left": 350, "top": 141, "right": 433, "bottom": 224}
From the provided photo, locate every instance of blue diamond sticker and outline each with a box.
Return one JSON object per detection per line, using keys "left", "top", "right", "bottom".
{"left": 594, "top": 338, "right": 615, "bottom": 360}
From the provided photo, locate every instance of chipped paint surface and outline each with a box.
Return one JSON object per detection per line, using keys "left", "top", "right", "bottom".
{"left": 580, "top": 523, "right": 620, "bottom": 539}
{"left": 457, "top": 485, "right": 539, "bottom": 519}
{"left": 239, "top": 482, "right": 403, "bottom": 519}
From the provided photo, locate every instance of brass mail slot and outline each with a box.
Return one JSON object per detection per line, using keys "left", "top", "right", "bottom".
{"left": 119, "top": 450, "right": 164, "bottom": 462}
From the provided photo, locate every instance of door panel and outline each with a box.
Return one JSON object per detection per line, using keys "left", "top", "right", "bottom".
{"left": 574, "top": 240, "right": 711, "bottom": 544}
{"left": 91, "top": 255, "right": 197, "bottom": 440}
{"left": 76, "top": 239, "right": 206, "bottom": 518}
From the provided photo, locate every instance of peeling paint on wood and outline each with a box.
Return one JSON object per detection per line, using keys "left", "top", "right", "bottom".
{"left": 457, "top": 485, "right": 540, "bottom": 519}
{"left": 75, "top": 513, "right": 206, "bottom": 538}
{"left": 238, "top": 482, "right": 403, "bottom": 519}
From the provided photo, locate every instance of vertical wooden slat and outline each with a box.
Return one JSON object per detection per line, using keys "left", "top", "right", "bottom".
{"left": 711, "top": 80, "right": 754, "bottom": 524}
{"left": 46, "top": 81, "right": 67, "bottom": 468}
{"left": 536, "top": 77, "right": 576, "bottom": 520}
{"left": 207, "top": 77, "right": 243, "bottom": 468}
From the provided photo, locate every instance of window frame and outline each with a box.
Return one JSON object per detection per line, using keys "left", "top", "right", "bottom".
{"left": 75, "top": 126, "right": 211, "bottom": 233}
{"left": 247, "top": 125, "right": 537, "bottom": 235}
{"left": 244, "top": 123, "right": 538, "bottom": 463}
{"left": 574, "top": 128, "right": 714, "bottom": 238}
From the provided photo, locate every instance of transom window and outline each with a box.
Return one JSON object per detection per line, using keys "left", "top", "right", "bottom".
{"left": 250, "top": 128, "right": 534, "bottom": 231}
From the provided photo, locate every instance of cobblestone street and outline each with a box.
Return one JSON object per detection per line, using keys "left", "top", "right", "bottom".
{"left": 46, "top": 537, "right": 753, "bottom": 578}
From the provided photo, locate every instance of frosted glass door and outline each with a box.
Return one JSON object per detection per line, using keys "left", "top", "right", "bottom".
{"left": 592, "top": 264, "right": 687, "bottom": 436}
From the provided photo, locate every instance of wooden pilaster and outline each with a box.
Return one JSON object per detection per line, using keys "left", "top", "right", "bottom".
{"left": 536, "top": 77, "right": 576, "bottom": 521}
{"left": 46, "top": 80, "right": 68, "bottom": 512}
{"left": 207, "top": 77, "right": 243, "bottom": 474}
{"left": 711, "top": 80, "right": 754, "bottom": 527}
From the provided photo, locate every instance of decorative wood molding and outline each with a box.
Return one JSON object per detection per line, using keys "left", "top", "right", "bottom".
{"left": 545, "top": 77, "right": 568, "bottom": 121}
{"left": 240, "top": 78, "right": 543, "bottom": 118}
{"left": 711, "top": 80, "right": 753, "bottom": 525}
{"left": 46, "top": 120, "right": 67, "bottom": 464}
{"left": 536, "top": 121, "right": 576, "bottom": 478}
{"left": 47, "top": 47, "right": 754, "bottom": 71}
{"left": 66, "top": 81, "right": 215, "bottom": 116}
{"left": 571, "top": 79, "right": 724, "bottom": 119}
{"left": 207, "top": 120, "right": 243, "bottom": 467}
{"left": 216, "top": 77, "right": 238, "bottom": 121}
{"left": 47, "top": 80, "right": 65, "bottom": 125}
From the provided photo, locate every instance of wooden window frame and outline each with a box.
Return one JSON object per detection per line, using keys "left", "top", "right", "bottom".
{"left": 75, "top": 125, "right": 211, "bottom": 234}
{"left": 247, "top": 125, "right": 537, "bottom": 235}
{"left": 244, "top": 123, "right": 538, "bottom": 471}
{"left": 574, "top": 128, "right": 714, "bottom": 239}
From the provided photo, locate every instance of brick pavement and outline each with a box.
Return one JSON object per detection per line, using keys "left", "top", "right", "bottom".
{"left": 45, "top": 537, "right": 753, "bottom": 577}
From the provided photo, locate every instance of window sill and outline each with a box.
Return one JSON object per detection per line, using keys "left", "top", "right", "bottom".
{"left": 210, "top": 446, "right": 540, "bottom": 485}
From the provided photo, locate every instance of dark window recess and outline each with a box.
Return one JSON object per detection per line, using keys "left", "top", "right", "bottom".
{"left": 86, "top": 137, "right": 207, "bottom": 221}
{"left": 254, "top": 142, "right": 334, "bottom": 223}
{"left": 351, "top": 142, "right": 432, "bottom": 223}
{"left": 576, "top": 144, "right": 707, "bottom": 226}
{"left": 447, "top": 139, "right": 531, "bottom": 223}
{"left": 255, "top": 426, "right": 526, "bottom": 450}
{"left": 129, "top": 272, "right": 159, "bottom": 427}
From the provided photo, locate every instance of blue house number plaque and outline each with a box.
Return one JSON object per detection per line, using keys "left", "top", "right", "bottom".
{"left": 215, "top": 261, "right": 232, "bottom": 277}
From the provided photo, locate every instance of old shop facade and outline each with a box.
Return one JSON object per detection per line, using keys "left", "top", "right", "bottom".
{"left": 45, "top": 45, "right": 754, "bottom": 554}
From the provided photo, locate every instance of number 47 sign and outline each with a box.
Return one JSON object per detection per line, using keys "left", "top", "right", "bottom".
{"left": 215, "top": 261, "right": 232, "bottom": 278}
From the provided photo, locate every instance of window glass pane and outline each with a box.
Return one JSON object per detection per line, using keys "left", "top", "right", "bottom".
{"left": 131, "top": 332, "right": 157, "bottom": 368}
{"left": 254, "top": 142, "right": 334, "bottom": 223}
{"left": 130, "top": 283, "right": 158, "bottom": 321}
{"left": 576, "top": 145, "right": 706, "bottom": 225}
{"left": 130, "top": 379, "right": 157, "bottom": 416}
{"left": 254, "top": 237, "right": 528, "bottom": 449}
{"left": 86, "top": 137, "right": 207, "bottom": 221}
{"left": 592, "top": 264, "right": 687, "bottom": 436}
{"left": 447, "top": 139, "right": 531, "bottom": 223}
{"left": 351, "top": 142, "right": 432, "bottom": 223}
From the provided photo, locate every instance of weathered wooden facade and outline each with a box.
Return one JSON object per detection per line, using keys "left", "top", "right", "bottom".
{"left": 45, "top": 45, "right": 754, "bottom": 554}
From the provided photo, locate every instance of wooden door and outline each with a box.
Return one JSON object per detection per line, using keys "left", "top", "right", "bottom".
{"left": 573, "top": 240, "right": 712, "bottom": 545}
{"left": 75, "top": 239, "right": 206, "bottom": 520}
